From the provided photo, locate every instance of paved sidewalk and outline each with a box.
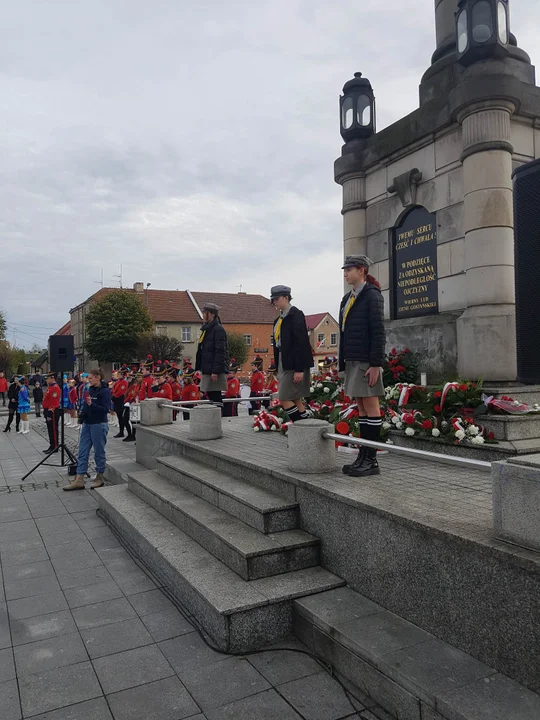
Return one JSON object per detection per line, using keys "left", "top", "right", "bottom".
{"left": 0, "top": 425, "right": 391, "bottom": 719}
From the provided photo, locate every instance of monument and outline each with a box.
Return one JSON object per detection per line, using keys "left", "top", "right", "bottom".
{"left": 335, "top": 0, "right": 540, "bottom": 381}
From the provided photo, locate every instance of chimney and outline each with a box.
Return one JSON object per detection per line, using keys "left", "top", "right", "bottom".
{"left": 433, "top": 0, "right": 459, "bottom": 63}
{"left": 133, "top": 282, "right": 144, "bottom": 294}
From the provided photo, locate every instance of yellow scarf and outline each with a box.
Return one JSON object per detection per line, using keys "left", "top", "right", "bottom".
{"left": 274, "top": 317, "right": 283, "bottom": 343}
{"left": 341, "top": 294, "right": 356, "bottom": 330}
{"left": 198, "top": 330, "right": 206, "bottom": 344}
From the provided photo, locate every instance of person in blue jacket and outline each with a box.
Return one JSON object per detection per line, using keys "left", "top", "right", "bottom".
{"left": 17, "top": 378, "right": 31, "bottom": 434}
{"left": 63, "top": 368, "right": 110, "bottom": 491}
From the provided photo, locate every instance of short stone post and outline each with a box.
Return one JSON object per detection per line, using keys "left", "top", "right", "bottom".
{"left": 492, "top": 457, "right": 540, "bottom": 552}
{"left": 288, "top": 420, "right": 335, "bottom": 474}
{"left": 140, "top": 398, "right": 173, "bottom": 426}
{"left": 190, "top": 404, "right": 222, "bottom": 441}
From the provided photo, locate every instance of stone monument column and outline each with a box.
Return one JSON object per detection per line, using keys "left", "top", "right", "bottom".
{"left": 456, "top": 101, "right": 517, "bottom": 380}
{"left": 341, "top": 174, "right": 367, "bottom": 259}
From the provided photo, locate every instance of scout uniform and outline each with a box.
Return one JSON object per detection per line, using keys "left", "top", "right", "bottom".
{"left": 42, "top": 372, "right": 61, "bottom": 453}
{"left": 112, "top": 368, "right": 129, "bottom": 438}
{"left": 263, "top": 359, "right": 279, "bottom": 408}
{"left": 139, "top": 356, "right": 154, "bottom": 400}
{"left": 195, "top": 302, "right": 228, "bottom": 408}
{"left": 153, "top": 363, "right": 173, "bottom": 401}
{"left": 248, "top": 356, "right": 265, "bottom": 415}
{"left": 180, "top": 367, "right": 200, "bottom": 420}
{"left": 223, "top": 360, "right": 241, "bottom": 418}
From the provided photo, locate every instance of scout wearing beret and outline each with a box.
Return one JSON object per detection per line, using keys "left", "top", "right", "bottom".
{"left": 195, "top": 302, "right": 229, "bottom": 412}
{"left": 223, "top": 360, "right": 241, "bottom": 418}
{"left": 339, "top": 255, "right": 386, "bottom": 477}
{"left": 270, "top": 285, "right": 314, "bottom": 423}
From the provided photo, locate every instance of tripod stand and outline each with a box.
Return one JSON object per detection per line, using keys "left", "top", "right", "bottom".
{"left": 22, "top": 381, "right": 77, "bottom": 482}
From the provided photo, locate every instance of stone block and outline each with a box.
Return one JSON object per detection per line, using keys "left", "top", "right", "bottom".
{"left": 464, "top": 188, "right": 513, "bottom": 232}
{"left": 344, "top": 236, "right": 368, "bottom": 259}
{"left": 437, "top": 242, "right": 452, "bottom": 278}
{"left": 465, "top": 227, "right": 514, "bottom": 271}
{"left": 366, "top": 167, "right": 387, "bottom": 202}
{"left": 463, "top": 150, "right": 513, "bottom": 195}
{"left": 366, "top": 229, "right": 390, "bottom": 263}
{"left": 287, "top": 420, "right": 335, "bottom": 474}
{"left": 450, "top": 237, "right": 465, "bottom": 275}
{"left": 189, "top": 404, "right": 222, "bottom": 441}
{"left": 436, "top": 203, "right": 463, "bottom": 244}
{"left": 438, "top": 274, "right": 466, "bottom": 312}
{"left": 535, "top": 128, "right": 540, "bottom": 159}
{"left": 387, "top": 143, "right": 436, "bottom": 185}
{"left": 92, "top": 645, "right": 174, "bottom": 695}
{"left": 492, "top": 460, "right": 540, "bottom": 551}
{"left": 344, "top": 208, "right": 367, "bottom": 240}
{"left": 511, "top": 120, "right": 535, "bottom": 158}
{"left": 465, "top": 265, "right": 515, "bottom": 306}
{"left": 448, "top": 167, "right": 464, "bottom": 205}
{"left": 106, "top": 676, "right": 200, "bottom": 720}
{"left": 416, "top": 174, "right": 449, "bottom": 213}
{"left": 366, "top": 195, "right": 402, "bottom": 235}
{"left": 381, "top": 290, "right": 390, "bottom": 320}
{"left": 435, "top": 127, "right": 462, "bottom": 170}
{"left": 140, "top": 399, "right": 173, "bottom": 427}
{"left": 457, "top": 305, "right": 517, "bottom": 381}
{"left": 371, "top": 260, "right": 389, "bottom": 291}
{"left": 480, "top": 415, "right": 540, "bottom": 442}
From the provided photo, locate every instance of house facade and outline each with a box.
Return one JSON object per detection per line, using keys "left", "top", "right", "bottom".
{"left": 305, "top": 313, "right": 340, "bottom": 368}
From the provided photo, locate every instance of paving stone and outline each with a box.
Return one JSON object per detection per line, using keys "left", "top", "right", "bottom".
{"left": 35, "top": 515, "right": 80, "bottom": 536}
{"left": 2, "top": 560, "right": 54, "bottom": 584}
{"left": 0, "top": 504, "right": 32, "bottom": 522}
{"left": 205, "top": 688, "right": 303, "bottom": 720}
{"left": 105, "top": 562, "right": 157, "bottom": 595}
{"left": 0, "top": 646, "right": 16, "bottom": 681}
{"left": 14, "top": 631, "right": 88, "bottom": 676}
{"left": 278, "top": 670, "right": 360, "bottom": 720}
{"left": 0, "top": 547, "right": 50, "bottom": 567}
{"left": 92, "top": 644, "right": 174, "bottom": 694}
{"left": 7, "top": 591, "right": 68, "bottom": 621}
{"left": 159, "top": 632, "right": 229, "bottom": 672}
{"left": 64, "top": 580, "right": 124, "bottom": 609}
{"left": 50, "top": 551, "right": 104, "bottom": 574}
{"left": 0, "top": 519, "right": 39, "bottom": 543}
{"left": 0, "top": 603, "right": 11, "bottom": 649}
{"left": 127, "top": 588, "right": 175, "bottom": 616}
{"left": 18, "top": 660, "right": 102, "bottom": 717}
{"left": 27, "top": 505, "right": 69, "bottom": 519}
{"left": 72, "top": 597, "right": 137, "bottom": 630}
{"left": 0, "top": 678, "right": 21, "bottom": 720}
{"left": 247, "top": 638, "right": 323, "bottom": 686}
{"left": 0, "top": 536, "right": 45, "bottom": 558}
{"left": 337, "top": 611, "right": 433, "bottom": 660}
{"left": 26, "top": 696, "right": 113, "bottom": 719}
{"left": 10, "top": 609, "right": 77, "bottom": 646}
{"left": 4, "top": 574, "right": 61, "bottom": 601}
{"left": 139, "top": 607, "right": 193, "bottom": 642}
{"left": 56, "top": 565, "right": 111, "bottom": 591}
{"left": 80, "top": 617, "right": 153, "bottom": 658}
{"left": 93, "top": 546, "right": 131, "bottom": 565}
{"left": 46, "top": 540, "right": 95, "bottom": 560}
{"left": 106, "top": 675, "right": 200, "bottom": 720}
{"left": 88, "top": 536, "right": 123, "bottom": 552}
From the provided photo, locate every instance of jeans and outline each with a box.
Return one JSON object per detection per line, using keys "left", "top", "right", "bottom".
{"left": 35, "top": 402, "right": 42, "bottom": 417}
{"left": 77, "top": 422, "right": 108, "bottom": 474}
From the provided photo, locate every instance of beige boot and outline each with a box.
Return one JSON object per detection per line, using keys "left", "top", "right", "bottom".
{"left": 90, "top": 473, "right": 105, "bottom": 490}
{"left": 63, "top": 475, "right": 86, "bottom": 491}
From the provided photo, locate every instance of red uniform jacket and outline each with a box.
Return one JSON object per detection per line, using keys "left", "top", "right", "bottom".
{"left": 68, "top": 387, "right": 77, "bottom": 405}
{"left": 171, "top": 381, "right": 182, "bottom": 402}
{"left": 225, "top": 377, "right": 240, "bottom": 399}
{"left": 112, "top": 378, "right": 129, "bottom": 399}
{"left": 181, "top": 384, "right": 200, "bottom": 402}
{"left": 251, "top": 370, "right": 265, "bottom": 394}
{"left": 155, "top": 382, "right": 172, "bottom": 400}
{"left": 139, "top": 375, "right": 153, "bottom": 400}
{"left": 42, "top": 383, "right": 61, "bottom": 411}
{"left": 125, "top": 383, "right": 140, "bottom": 403}
{"left": 265, "top": 377, "right": 279, "bottom": 394}
{"left": 0, "top": 378, "right": 8, "bottom": 393}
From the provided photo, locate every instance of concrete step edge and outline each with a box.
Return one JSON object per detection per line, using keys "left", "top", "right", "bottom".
{"left": 294, "top": 586, "right": 540, "bottom": 720}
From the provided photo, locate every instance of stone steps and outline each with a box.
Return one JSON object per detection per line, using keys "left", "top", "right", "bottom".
{"left": 483, "top": 384, "right": 540, "bottom": 406}
{"left": 477, "top": 413, "right": 540, "bottom": 441}
{"left": 294, "top": 586, "right": 540, "bottom": 720}
{"left": 95, "top": 484, "right": 344, "bottom": 652}
{"left": 104, "top": 459, "right": 141, "bottom": 485}
{"left": 127, "top": 469, "right": 320, "bottom": 581}
{"left": 155, "top": 455, "right": 299, "bottom": 534}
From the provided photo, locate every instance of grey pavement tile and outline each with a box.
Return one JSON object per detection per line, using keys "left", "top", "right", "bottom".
{"left": 81, "top": 617, "right": 153, "bottom": 659}
{"left": 106, "top": 674, "right": 200, "bottom": 720}
{"left": 0, "top": 518, "right": 39, "bottom": 543}
{"left": 247, "top": 639, "right": 323, "bottom": 686}
{"left": 0, "top": 504, "right": 32, "bottom": 522}
{"left": 35, "top": 515, "right": 80, "bottom": 536}
{"left": 0, "top": 603, "right": 12, "bottom": 649}
{"left": 72, "top": 597, "right": 137, "bottom": 631}
{"left": 81, "top": 525, "right": 115, "bottom": 540}
{"left": 64, "top": 580, "right": 124, "bottom": 609}
{"left": 92, "top": 644, "right": 174, "bottom": 694}
{"left": 42, "top": 530, "right": 86, "bottom": 549}
{"left": 93, "top": 546, "right": 131, "bottom": 565}
{"left": 359, "top": 709, "right": 395, "bottom": 720}
{"left": 159, "top": 632, "right": 229, "bottom": 673}
{"left": 7, "top": 591, "right": 68, "bottom": 620}
{"left": 0, "top": 646, "right": 16, "bottom": 681}
{"left": 105, "top": 563, "right": 156, "bottom": 595}
{"left": 126, "top": 588, "right": 175, "bottom": 617}
{"left": 4, "top": 574, "right": 62, "bottom": 601}
{"left": 278, "top": 670, "right": 360, "bottom": 720}
{"left": 2, "top": 560, "right": 54, "bottom": 584}
{"left": 56, "top": 565, "right": 111, "bottom": 591}
{"left": 88, "top": 535, "right": 123, "bottom": 553}
{"left": 25, "top": 696, "right": 113, "bottom": 719}
{"left": 205, "top": 688, "right": 303, "bottom": 720}
{"left": 74, "top": 516, "right": 108, "bottom": 533}
{"left": 51, "top": 551, "right": 104, "bottom": 574}
{"left": 18, "top": 660, "right": 102, "bottom": 717}
{"left": 10, "top": 609, "right": 78, "bottom": 647}
{"left": 139, "top": 607, "right": 193, "bottom": 642}
{"left": 0, "top": 547, "right": 50, "bottom": 567}
{"left": 179, "top": 655, "right": 271, "bottom": 711}
{"left": 28, "top": 505, "right": 70, "bottom": 519}
{"left": 46, "top": 539, "right": 95, "bottom": 560}
{"left": 0, "top": 679, "right": 21, "bottom": 720}
{"left": 14, "top": 631, "right": 88, "bottom": 676}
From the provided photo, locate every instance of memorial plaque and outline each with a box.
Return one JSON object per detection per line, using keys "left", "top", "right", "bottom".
{"left": 392, "top": 206, "right": 438, "bottom": 319}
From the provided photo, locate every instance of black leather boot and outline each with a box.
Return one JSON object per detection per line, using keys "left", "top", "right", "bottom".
{"left": 348, "top": 447, "right": 380, "bottom": 477}
{"left": 342, "top": 447, "right": 366, "bottom": 475}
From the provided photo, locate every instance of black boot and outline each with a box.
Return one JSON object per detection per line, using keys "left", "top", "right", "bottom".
{"left": 113, "top": 432, "right": 124, "bottom": 438}
{"left": 122, "top": 434, "right": 135, "bottom": 442}
{"left": 348, "top": 417, "right": 382, "bottom": 478}
{"left": 342, "top": 418, "right": 368, "bottom": 474}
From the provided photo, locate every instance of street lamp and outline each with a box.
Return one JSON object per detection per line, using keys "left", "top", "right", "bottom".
{"left": 339, "top": 72, "right": 375, "bottom": 144}
{"left": 456, "top": 0, "right": 510, "bottom": 66}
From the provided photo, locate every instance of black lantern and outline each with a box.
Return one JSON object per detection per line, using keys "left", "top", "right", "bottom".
{"left": 456, "top": 0, "right": 510, "bottom": 65}
{"left": 339, "top": 72, "right": 375, "bottom": 143}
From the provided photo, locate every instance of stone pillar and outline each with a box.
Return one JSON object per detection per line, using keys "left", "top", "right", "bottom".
{"left": 433, "top": 0, "right": 459, "bottom": 62}
{"left": 288, "top": 420, "right": 335, "bottom": 474}
{"left": 140, "top": 398, "right": 173, "bottom": 426}
{"left": 492, "top": 457, "right": 540, "bottom": 552}
{"left": 189, "top": 405, "right": 222, "bottom": 441}
{"left": 456, "top": 101, "right": 517, "bottom": 381}
{"left": 341, "top": 174, "right": 366, "bottom": 291}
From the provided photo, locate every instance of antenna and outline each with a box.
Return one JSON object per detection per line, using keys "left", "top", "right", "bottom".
{"left": 113, "top": 263, "right": 123, "bottom": 288}
{"left": 94, "top": 268, "right": 104, "bottom": 288}
{"left": 236, "top": 284, "right": 243, "bottom": 293}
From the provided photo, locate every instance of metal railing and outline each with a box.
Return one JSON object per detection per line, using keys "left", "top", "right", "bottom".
{"left": 323, "top": 432, "right": 492, "bottom": 472}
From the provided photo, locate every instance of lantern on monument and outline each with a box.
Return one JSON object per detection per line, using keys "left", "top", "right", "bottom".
{"left": 455, "top": 0, "right": 510, "bottom": 65}
{"left": 339, "top": 72, "right": 375, "bottom": 143}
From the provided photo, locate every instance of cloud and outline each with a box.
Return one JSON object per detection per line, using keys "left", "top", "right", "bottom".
{"left": 1, "top": 0, "right": 539, "bottom": 347}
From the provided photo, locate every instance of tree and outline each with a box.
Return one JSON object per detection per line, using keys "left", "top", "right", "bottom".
{"left": 137, "top": 334, "right": 184, "bottom": 364}
{"left": 227, "top": 333, "right": 249, "bottom": 368}
{"left": 0, "top": 309, "right": 6, "bottom": 340}
{"left": 85, "top": 290, "right": 153, "bottom": 363}
{"left": 0, "top": 341, "right": 27, "bottom": 377}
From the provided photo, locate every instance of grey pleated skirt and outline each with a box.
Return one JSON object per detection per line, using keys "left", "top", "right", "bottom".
{"left": 344, "top": 361, "right": 384, "bottom": 398}
{"left": 200, "top": 374, "right": 227, "bottom": 392}
{"left": 277, "top": 355, "right": 311, "bottom": 401}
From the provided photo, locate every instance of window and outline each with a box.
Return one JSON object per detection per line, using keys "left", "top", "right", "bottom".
{"left": 341, "top": 96, "right": 353, "bottom": 129}
{"left": 243, "top": 335, "right": 252, "bottom": 346}
{"left": 330, "top": 333, "right": 337, "bottom": 346}
{"left": 317, "top": 333, "right": 325, "bottom": 344}
{"left": 472, "top": 1, "right": 493, "bottom": 43}
{"left": 156, "top": 325, "right": 167, "bottom": 336}
{"left": 182, "top": 327, "right": 192, "bottom": 343}
{"left": 357, "top": 94, "right": 371, "bottom": 126}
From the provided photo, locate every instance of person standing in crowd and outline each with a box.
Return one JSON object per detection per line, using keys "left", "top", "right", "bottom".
{"left": 180, "top": 366, "right": 200, "bottom": 420}
{"left": 42, "top": 372, "right": 61, "bottom": 453}
{"left": 151, "top": 364, "right": 173, "bottom": 400}
{"left": 139, "top": 356, "right": 154, "bottom": 400}
{"left": 17, "top": 377, "right": 31, "bottom": 434}
{"left": 263, "top": 359, "right": 279, "bottom": 408}
{"left": 223, "top": 360, "right": 241, "bottom": 417}
{"left": 0, "top": 372, "right": 8, "bottom": 406}
{"left": 195, "top": 302, "right": 229, "bottom": 409}
{"left": 33, "top": 381, "right": 43, "bottom": 418}
{"left": 62, "top": 376, "right": 71, "bottom": 427}
{"left": 67, "top": 378, "right": 78, "bottom": 427}
{"left": 64, "top": 368, "right": 110, "bottom": 491}
{"left": 122, "top": 373, "right": 140, "bottom": 443}
{"left": 170, "top": 364, "right": 182, "bottom": 420}
{"left": 270, "top": 285, "right": 314, "bottom": 423}
{"left": 249, "top": 356, "right": 265, "bottom": 415}
{"left": 339, "top": 255, "right": 385, "bottom": 478}
{"left": 3, "top": 378, "right": 20, "bottom": 433}
{"left": 111, "top": 367, "right": 129, "bottom": 438}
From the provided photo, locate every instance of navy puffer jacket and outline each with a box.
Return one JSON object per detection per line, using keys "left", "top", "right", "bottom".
{"left": 338, "top": 283, "right": 386, "bottom": 371}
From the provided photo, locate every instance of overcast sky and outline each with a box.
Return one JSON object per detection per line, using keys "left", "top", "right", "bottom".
{"left": 1, "top": 0, "right": 539, "bottom": 349}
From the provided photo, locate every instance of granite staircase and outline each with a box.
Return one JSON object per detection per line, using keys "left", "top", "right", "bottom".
{"left": 97, "top": 454, "right": 344, "bottom": 652}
